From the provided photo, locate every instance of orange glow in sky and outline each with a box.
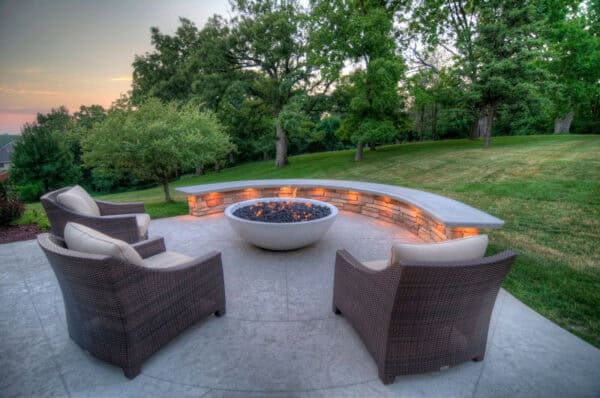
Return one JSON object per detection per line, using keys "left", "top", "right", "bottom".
{"left": 0, "top": 0, "right": 229, "bottom": 134}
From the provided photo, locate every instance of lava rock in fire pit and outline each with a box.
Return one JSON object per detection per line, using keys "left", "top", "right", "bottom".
{"left": 233, "top": 201, "right": 331, "bottom": 223}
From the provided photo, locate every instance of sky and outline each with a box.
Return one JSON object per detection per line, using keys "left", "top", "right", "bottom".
{"left": 0, "top": 0, "right": 230, "bottom": 134}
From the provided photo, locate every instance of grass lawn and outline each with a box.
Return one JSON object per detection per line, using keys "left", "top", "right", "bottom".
{"left": 18, "top": 134, "right": 600, "bottom": 347}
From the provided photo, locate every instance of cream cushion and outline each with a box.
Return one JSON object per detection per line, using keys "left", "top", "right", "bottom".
{"left": 144, "top": 251, "right": 193, "bottom": 269}
{"left": 390, "top": 234, "right": 489, "bottom": 266}
{"left": 135, "top": 213, "right": 151, "bottom": 237}
{"left": 56, "top": 185, "right": 100, "bottom": 217}
{"left": 64, "top": 222, "right": 145, "bottom": 267}
{"left": 363, "top": 259, "right": 389, "bottom": 271}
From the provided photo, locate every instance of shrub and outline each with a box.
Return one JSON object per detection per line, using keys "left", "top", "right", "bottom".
{"left": 0, "top": 182, "right": 25, "bottom": 226}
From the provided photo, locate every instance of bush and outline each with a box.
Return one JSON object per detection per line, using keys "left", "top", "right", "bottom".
{"left": 0, "top": 182, "right": 25, "bottom": 226}
{"left": 17, "top": 181, "right": 44, "bottom": 202}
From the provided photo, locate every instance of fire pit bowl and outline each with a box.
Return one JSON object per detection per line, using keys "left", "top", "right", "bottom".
{"left": 225, "top": 197, "right": 338, "bottom": 250}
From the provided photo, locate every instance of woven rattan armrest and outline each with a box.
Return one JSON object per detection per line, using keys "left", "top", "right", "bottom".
{"left": 96, "top": 199, "right": 145, "bottom": 216}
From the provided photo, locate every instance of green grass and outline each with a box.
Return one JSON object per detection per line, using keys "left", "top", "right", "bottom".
{"left": 18, "top": 134, "right": 600, "bottom": 347}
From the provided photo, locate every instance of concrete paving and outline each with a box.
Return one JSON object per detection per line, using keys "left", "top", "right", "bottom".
{"left": 1, "top": 212, "right": 599, "bottom": 397}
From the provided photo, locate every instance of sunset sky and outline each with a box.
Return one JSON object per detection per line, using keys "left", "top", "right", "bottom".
{"left": 0, "top": 0, "right": 230, "bottom": 134}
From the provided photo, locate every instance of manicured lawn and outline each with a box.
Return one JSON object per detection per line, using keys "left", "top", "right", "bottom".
{"left": 19, "top": 134, "right": 600, "bottom": 347}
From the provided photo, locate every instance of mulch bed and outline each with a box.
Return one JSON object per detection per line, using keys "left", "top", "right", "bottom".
{"left": 0, "top": 224, "right": 43, "bottom": 244}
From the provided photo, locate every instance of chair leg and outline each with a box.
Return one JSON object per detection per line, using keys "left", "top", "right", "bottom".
{"left": 472, "top": 353, "right": 485, "bottom": 362}
{"left": 215, "top": 309, "right": 226, "bottom": 317}
{"left": 378, "top": 368, "right": 395, "bottom": 385}
{"left": 123, "top": 365, "right": 141, "bottom": 379}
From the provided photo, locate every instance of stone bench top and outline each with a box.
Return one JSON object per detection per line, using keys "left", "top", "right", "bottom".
{"left": 176, "top": 179, "right": 504, "bottom": 229}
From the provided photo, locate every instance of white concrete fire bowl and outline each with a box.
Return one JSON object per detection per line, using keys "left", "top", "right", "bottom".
{"left": 225, "top": 197, "right": 338, "bottom": 250}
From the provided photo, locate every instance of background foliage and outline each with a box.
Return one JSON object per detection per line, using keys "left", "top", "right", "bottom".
{"left": 8, "top": 0, "right": 599, "bottom": 200}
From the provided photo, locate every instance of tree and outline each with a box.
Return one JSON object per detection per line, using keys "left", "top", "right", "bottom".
{"left": 83, "top": 99, "right": 233, "bottom": 202}
{"left": 470, "top": 0, "right": 547, "bottom": 146}
{"left": 541, "top": 1, "right": 600, "bottom": 133}
{"left": 227, "top": 0, "right": 313, "bottom": 167}
{"left": 132, "top": 18, "right": 203, "bottom": 104}
{"left": 10, "top": 108, "right": 81, "bottom": 201}
{"left": 405, "top": 0, "right": 482, "bottom": 139}
{"left": 311, "top": 0, "right": 406, "bottom": 160}
{"left": 338, "top": 58, "right": 406, "bottom": 160}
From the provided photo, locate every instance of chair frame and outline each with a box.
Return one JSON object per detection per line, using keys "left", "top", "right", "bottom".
{"left": 41, "top": 186, "right": 147, "bottom": 243}
{"left": 332, "top": 249, "right": 516, "bottom": 384}
{"left": 37, "top": 233, "right": 226, "bottom": 379}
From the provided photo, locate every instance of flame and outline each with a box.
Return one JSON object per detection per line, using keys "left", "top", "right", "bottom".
{"left": 292, "top": 187, "right": 298, "bottom": 198}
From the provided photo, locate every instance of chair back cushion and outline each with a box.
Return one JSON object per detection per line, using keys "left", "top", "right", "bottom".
{"left": 56, "top": 185, "right": 100, "bottom": 217}
{"left": 390, "top": 234, "right": 488, "bottom": 265}
{"left": 64, "top": 222, "right": 144, "bottom": 266}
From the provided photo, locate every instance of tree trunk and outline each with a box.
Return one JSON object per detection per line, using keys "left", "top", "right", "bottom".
{"left": 162, "top": 179, "right": 172, "bottom": 202}
{"left": 355, "top": 142, "right": 364, "bottom": 161}
{"left": 469, "top": 117, "right": 479, "bottom": 140}
{"left": 554, "top": 111, "right": 573, "bottom": 134}
{"left": 431, "top": 102, "right": 438, "bottom": 140}
{"left": 228, "top": 152, "right": 235, "bottom": 164}
{"left": 275, "top": 119, "right": 288, "bottom": 168}
{"left": 418, "top": 105, "right": 425, "bottom": 141}
{"left": 195, "top": 165, "right": 203, "bottom": 176}
{"left": 368, "top": 142, "right": 377, "bottom": 151}
{"left": 263, "top": 151, "right": 270, "bottom": 161}
{"left": 483, "top": 103, "right": 496, "bottom": 148}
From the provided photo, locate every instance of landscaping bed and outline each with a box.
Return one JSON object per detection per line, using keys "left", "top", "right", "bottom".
{"left": 0, "top": 224, "right": 43, "bottom": 244}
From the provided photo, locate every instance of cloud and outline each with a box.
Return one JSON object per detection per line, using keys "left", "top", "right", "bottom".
{"left": 0, "top": 86, "right": 63, "bottom": 96}
{"left": 109, "top": 76, "right": 132, "bottom": 82}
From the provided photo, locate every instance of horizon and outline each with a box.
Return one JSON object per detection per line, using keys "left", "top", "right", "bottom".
{"left": 0, "top": 0, "right": 230, "bottom": 134}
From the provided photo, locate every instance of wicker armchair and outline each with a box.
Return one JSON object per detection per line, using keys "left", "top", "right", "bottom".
{"left": 332, "top": 249, "right": 516, "bottom": 384}
{"left": 41, "top": 186, "right": 148, "bottom": 243}
{"left": 37, "top": 233, "right": 226, "bottom": 379}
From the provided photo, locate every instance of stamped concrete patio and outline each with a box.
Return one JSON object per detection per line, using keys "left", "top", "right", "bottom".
{"left": 1, "top": 212, "right": 599, "bottom": 397}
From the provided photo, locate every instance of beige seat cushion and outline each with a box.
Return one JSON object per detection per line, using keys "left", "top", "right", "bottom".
{"left": 64, "top": 222, "right": 145, "bottom": 267}
{"left": 144, "top": 251, "right": 193, "bottom": 269}
{"left": 56, "top": 185, "right": 100, "bottom": 217}
{"left": 390, "top": 234, "right": 489, "bottom": 266}
{"left": 363, "top": 259, "right": 389, "bottom": 271}
{"left": 135, "top": 213, "right": 151, "bottom": 237}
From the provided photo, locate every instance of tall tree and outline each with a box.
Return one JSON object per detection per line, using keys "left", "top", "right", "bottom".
{"left": 310, "top": 0, "right": 406, "bottom": 160}
{"left": 406, "top": 0, "right": 482, "bottom": 138}
{"left": 541, "top": 0, "right": 600, "bottom": 133}
{"left": 132, "top": 18, "right": 202, "bottom": 104}
{"left": 470, "top": 0, "right": 546, "bottom": 146}
{"left": 227, "top": 0, "right": 313, "bottom": 167}
{"left": 10, "top": 108, "right": 80, "bottom": 201}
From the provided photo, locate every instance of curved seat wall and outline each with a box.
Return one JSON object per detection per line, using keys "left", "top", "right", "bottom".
{"left": 176, "top": 179, "right": 504, "bottom": 242}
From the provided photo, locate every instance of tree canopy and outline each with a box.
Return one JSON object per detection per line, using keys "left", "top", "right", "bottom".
{"left": 82, "top": 99, "right": 233, "bottom": 201}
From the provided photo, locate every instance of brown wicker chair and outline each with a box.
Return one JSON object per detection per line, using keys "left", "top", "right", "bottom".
{"left": 41, "top": 186, "right": 148, "bottom": 243}
{"left": 332, "top": 249, "right": 516, "bottom": 384}
{"left": 37, "top": 233, "right": 226, "bottom": 379}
